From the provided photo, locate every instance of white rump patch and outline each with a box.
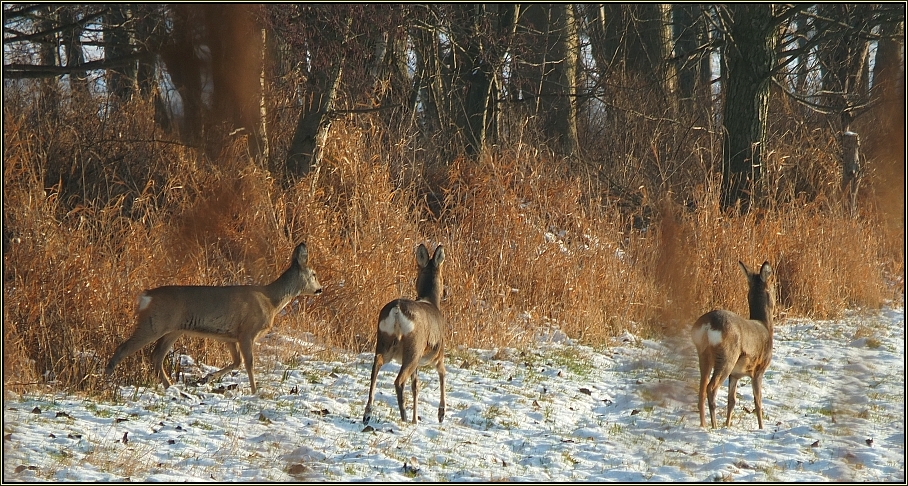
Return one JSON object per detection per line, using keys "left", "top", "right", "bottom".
{"left": 379, "top": 306, "right": 415, "bottom": 337}
{"left": 691, "top": 325, "right": 706, "bottom": 346}
{"left": 137, "top": 293, "right": 152, "bottom": 311}
{"left": 707, "top": 327, "right": 723, "bottom": 346}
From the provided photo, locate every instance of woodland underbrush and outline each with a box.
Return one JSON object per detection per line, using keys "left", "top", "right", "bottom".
{"left": 2, "top": 95, "right": 903, "bottom": 396}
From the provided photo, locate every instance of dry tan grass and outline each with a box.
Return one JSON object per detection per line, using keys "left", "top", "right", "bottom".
{"left": 3, "top": 84, "right": 902, "bottom": 396}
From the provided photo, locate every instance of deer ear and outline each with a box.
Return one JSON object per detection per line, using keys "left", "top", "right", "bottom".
{"left": 432, "top": 245, "right": 445, "bottom": 266}
{"left": 738, "top": 261, "right": 750, "bottom": 276}
{"left": 295, "top": 243, "right": 309, "bottom": 265}
{"left": 759, "top": 261, "right": 772, "bottom": 281}
{"left": 415, "top": 244, "right": 430, "bottom": 268}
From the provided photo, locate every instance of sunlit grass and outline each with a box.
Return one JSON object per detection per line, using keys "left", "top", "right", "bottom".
{"left": 2, "top": 82, "right": 902, "bottom": 397}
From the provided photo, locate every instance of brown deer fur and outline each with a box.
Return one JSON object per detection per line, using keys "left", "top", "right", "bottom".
{"left": 691, "top": 261, "right": 775, "bottom": 429}
{"left": 364, "top": 243, "right": 447, "bottom": 424}
{"left": 105, "top": 243, "right": 322, "bottom": 394}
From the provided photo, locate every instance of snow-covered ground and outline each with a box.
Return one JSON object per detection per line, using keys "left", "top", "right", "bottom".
{"left": 4, "top": 307, "right": 904, "bottom": 482}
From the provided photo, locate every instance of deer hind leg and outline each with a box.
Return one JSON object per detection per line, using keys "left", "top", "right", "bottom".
{"left": 752, "top": 372, "right": 765, "bottom": 429}
{"left": 105, "top": 323, "right": 165, "bottom": 376}
{"left": 725, "top": 375, "right": 740, "bottom": 427}
{"left": 150, "top": 332, "right": 182, "bottom": 389}
{"left": 363, "top": 353, "right": 385, "bottom": 424}
{"left": 696, "top": 351, "right": 712, "bottom": 427}
{"left": 202, "top": 342, "right": 242, "bottom": 386}
{"left": 410, "top": 370, "right": 419, "bottom": 424}
{"left": 436, "top": 357, "right": 447, "bottom": 423}
{"left": 395, "top": 356, "right": 420, "bottom": 423}
{"left": 707, "top": 352, "right": 736, "bottom": 429}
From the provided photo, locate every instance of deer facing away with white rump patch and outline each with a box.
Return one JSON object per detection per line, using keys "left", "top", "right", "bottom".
{"left": 691, "top": 261, "right": 775, "bottom": 429}
{"left": 364, "top": 243, "right": 447, "bottom": 424}
{"left": 105, "top": 243, "right": 322, "bottom": 394}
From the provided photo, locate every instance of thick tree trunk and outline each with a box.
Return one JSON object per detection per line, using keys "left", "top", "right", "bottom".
{"left": 284, "top": 14, "right": 352, "bottom": 178}
{"left": 60, "top": 7, "right": 91, "bottom": 99}
{"left": 451, "top": 4, "right": 519, "bottom": 156}
{"left": 204, "top": 4, "right": 265, "bottom": 159}
{"left": 411, "top": 21, "right": 444, "bottom": 135}
{"left": 720, "top": 4, "right": 777, "bottom": 212}
{"left": 37, "top": 5, "right": 60, "bottom": 119}
{"left": 673, "top": 4, "right": 711, "bottom": 108}
{"left": 873, "top": 18, "right": 903, "bottom": 99}
{"left": 161, "top": 5, "right": 204, "bottom": 146}
{"left": 841, "top": 131, "right": 861, "bottom": 215}
{"left": 521, "top": 4, "right": 579, "bottom": 158}
{"left": 105, "top": 6, "right": 135, "bottom": 100}
{"left": 286, "top": 59, "right": 344, "bottom": 178}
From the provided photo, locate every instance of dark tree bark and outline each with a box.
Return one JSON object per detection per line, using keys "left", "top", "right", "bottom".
{"left": 719, "top": 4, "right": 778, "bottom": 212}
{"left": 36, "top": 5, "right": 61, "bottom": 118}
{"left": 158, "top": 5, "right": 265, "bottom": 157}
{"left": 448, "top": 4, "right": 519, "bottom": 156}
{"left": 57, "top": 6, "right": 91, "bottom": 98}
{"left": 371, "top": 21, "right": 412, "bottom": 131}
{"left": 520, "top": 3, "right": 579, "bottom": 158}
{"left": 411, "top": 16, "right": 445, "bottom": 136}
{"left": 816, "top": 4, "right": 873, "bottom": 131}
{"left": 203, "top": 4, "right": 266, "bottom": 158}
{"left": 873, "top": 16, "right": 904, "bottom": 100}
{"left": 673, "top": 4, "right": 712, "bottom": 108}
{"left": 160, "top": 5, "right": 205, "bottom": 146}
{"left": 286, "top": 58, "right": 345, "bottom": 177}
{"left": 105, "top": 5, "right": 135, "bottom": 100}
{"left": 285, "top": 16, "right": 351, "bottom": 178}
{"left": 591, "top": 5, "right": 676, "bottom": 102}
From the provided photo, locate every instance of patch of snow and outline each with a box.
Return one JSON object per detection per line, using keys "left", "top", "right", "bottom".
{"left": 3, "top": 308, "right": 904, "bottom": 482}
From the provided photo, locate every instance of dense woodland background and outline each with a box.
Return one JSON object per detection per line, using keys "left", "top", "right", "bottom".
{"left": 3, "top": 4, "right": 905, "bottom": 394}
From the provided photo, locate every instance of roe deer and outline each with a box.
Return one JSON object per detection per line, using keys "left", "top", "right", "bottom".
{"left": 691, "top": 261, "right": 774, "bottom": 429}
{"left": 105, "top": 242, "right": 322, "bottom": 394}
{"left": 363, "top": 243, "right": 447, "bottom": 424}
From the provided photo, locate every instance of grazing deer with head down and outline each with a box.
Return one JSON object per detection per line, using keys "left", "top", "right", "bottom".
{"left": 363, "top": 243, "right": 447, "bottom": 424}
{"left": 691, "top": 260, "right": 775, "bottom": 429}
{"left": 105, "top": 242, "right": 322, "bottom": 394}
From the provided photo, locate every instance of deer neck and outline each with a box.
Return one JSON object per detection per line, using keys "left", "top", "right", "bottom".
{"left": 747, "top": 294, "right": 773, "bottom": 330}
{"left": 415, "top": 270, "right": 442, "bottom": 309}
{"left": 264, "top": 263, "right": 302, "bottom": 311}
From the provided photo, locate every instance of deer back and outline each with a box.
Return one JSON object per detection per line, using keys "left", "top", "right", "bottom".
{"left": 692, "top": 261, "right": 775, "bottom": 372}
{"left": 375, "top": 244, "right": 445, "bottom": 361}
{"left": 135, "top": 242, "right": 322, "bottom": 340}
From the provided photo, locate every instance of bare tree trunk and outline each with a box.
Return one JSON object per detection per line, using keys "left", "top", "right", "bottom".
{"left": 873, "top": 18, "right": 904, "bottom": 100}
{"left": 521, "top": 4, "right": 579, "bottom": 158}
{"left": 286, "top": 59, "right": 345, "bottom": 178}
{"left": 204, "top": 4, "right": 265, "bottom": 159}
{"left": 60, "top": 6, "right": 91, "bottom": 99}
{"left": 817, "top": 4, "right": 872, "bottom": 132}
{"left": 411, "top": 21, "right": 444, "bottom": 136}
{"left": 161, "top": 5, "right": 204, "bottom": 146}
{"left": 719, "top": 4, "right": 777, "bottom": 212}
{"left": 449, "top": 4, "right": 519, "bottom": 156}
{"left": 286, "top": 18, "right": 351, "bottom": 178}
{"left": 841, "top": 131, "right": 861, "bottom": 216}
{"left": 37, "top": 5, "right": 60, "bottom": 119}
{"left": 259, "top": 26, "right": 270, "bottom": 162}
{"left": 105, "top": 5, "right": 135, "bottom": 100}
